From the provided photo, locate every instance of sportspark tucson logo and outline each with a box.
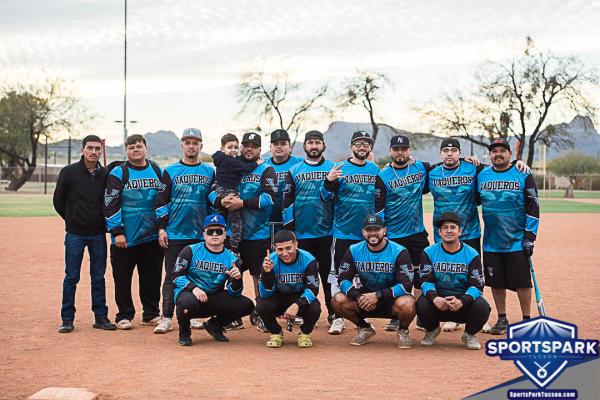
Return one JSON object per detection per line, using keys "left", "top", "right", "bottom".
{"left": 486, "top": 317, "right": 598, "bottom": 389}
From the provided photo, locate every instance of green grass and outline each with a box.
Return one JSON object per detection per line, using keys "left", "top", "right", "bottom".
{"left": 539, "top": 190, "right": 600, "bottom": 199}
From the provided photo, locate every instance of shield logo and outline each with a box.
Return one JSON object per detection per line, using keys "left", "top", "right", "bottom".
{"left": 508, "top": 317, "right": 576, "bottom": 388}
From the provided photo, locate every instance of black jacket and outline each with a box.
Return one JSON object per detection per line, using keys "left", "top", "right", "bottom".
{"left": 53, "top": 157, "right": 107, "bottom": 235}
{"left": 212, "top": 151, "right": 257, "bottom": 190}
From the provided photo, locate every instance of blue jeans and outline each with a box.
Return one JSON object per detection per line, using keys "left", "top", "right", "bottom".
{"left": 61, "top": 233, "right": 108, "bottom": 321}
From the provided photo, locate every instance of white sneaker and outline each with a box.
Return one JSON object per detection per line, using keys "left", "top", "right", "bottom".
{"left": 141, "top": 316, "right": 162, "bottom": 326}
{"left": 462, "top": 333, "right": 482, "bottom": 350}
{"left": 190, "top": 319, "right": 204, "bottom": 330}
{"left": 442, "top": 322, "right": 462, "bottom": 332}
{"left": 350, "top": 324, "right": 376, "bottom": 346}
{"left": 481, "top": 322, "right": 492, "bottom": 333}
{"left": 117, "top": 319, "right": 133, "bottom": 330}
{"left": 153, "top": 317, "right": 173, "bottom": 334}
{"left": 328, "top": 318, "right": 345, "bottom": 335}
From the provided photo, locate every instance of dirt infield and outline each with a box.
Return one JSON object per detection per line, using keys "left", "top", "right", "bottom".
{"left": 1, "top": 215, "right": 598, "bottom": 400}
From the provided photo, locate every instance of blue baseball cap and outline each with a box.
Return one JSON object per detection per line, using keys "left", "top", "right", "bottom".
{"left": 203, "top": 213, "right": 226, "bottom": 229}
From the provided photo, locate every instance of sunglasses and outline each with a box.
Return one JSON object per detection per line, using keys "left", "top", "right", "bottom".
{"left": 352, "top": 142, "right": 371, "bottom": 148}
{"left": 205, "top": 228, "right": 225, "bottom": 236}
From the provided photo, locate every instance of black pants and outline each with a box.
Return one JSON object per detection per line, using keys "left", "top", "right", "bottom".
{"left": 256, "top": 293, "right": 321, "bottom": 335}
{"left": 416, "top": 296, "right": 491, "bottom": 335}
{"left": 298, "top": 236, "right": 333, "bottom": 316}
{"left": 110, "top": 241, "right": 164, "bottom": 323}
{"left": 176, "top": 291, "right": 254, "bottom": 335}
{"left": 162, "top": 240, "right": 200, "bottom": 318}
{"left": 463, "top": 237, "right": 482, "bottom": 257}
{"left": 333, "top": 238, "right": 360, "bottom": 276}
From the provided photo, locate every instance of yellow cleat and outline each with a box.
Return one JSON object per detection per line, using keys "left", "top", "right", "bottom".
{"left": 297, "top": 332, "right": 313, "bottom": 348}
{"left": 266, "top": 333, "right": 284, "bottom": 348}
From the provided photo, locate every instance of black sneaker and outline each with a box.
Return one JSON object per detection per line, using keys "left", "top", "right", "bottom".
{"left": 93, "top": 317, "right": 117, "bottom": 331}
{"left": 490, "top": 317, "right": 509, "bottom": 335}
{"left": 58, "top": 320, "right": 74, "bottom": 333}
{"left": 224, "top": 318, "right": 244, "bottom": 331}
{"left": 178, "top": 335, "right": 192, "bottom": 346}
{"left": 327, "top": 313, "right": 336, "bottom": 327}
{"left": 203, "top": 321, "right": 229, "bottom": 342}
{"left": 250, "top": 309, "right": 260, "bottom": 326}
{"left": 385, "top": 319, "right": 400, "bottom": 331}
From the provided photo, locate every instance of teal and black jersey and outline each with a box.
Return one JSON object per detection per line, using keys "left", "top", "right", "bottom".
{"left": 172, "top": 243, "right": 242, "bottom": 301}
{"left": 264, "top": 155, "right": 303, "bottom": 223}
{"left": 419, "top": 241, "right": 484, "bottom": 304}
{"left": 338, "top": 240, "right": 413, "bottom": 300}
{"left": 477, "top": 164, "right": 540, "bottom": 252}
{"left": 323, "top": 159, "right": 379, "bottom": 240}
{"left": 375, "top": 161, "right": 430, "bottom": 239}
{"left": 282, "top": 158, "right": 335, "bottom": 239}
{"left": 154, "top": 161, "right": 216, "bottom": 241}
{"left": 428, "top": 161, "right": 483, "bottom": 242}
{"left": 239, "top": 163, "right": 277, "bottom": 240}
{"left": 104, "top": 161, "right": 164, "bottom": 247}
{"left": 258, "top": 249, "right": 319, "bottom": 306}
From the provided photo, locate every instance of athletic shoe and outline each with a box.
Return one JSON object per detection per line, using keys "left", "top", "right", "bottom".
{"left": 58, "top": 320, "right": 74, "bottom": 333}
{"left": 461, "top": 333, "right": 482, "bottom": 350}
{"left": 256, "top": 318, "right": 269, "bottom": 333}
{"left": 328, "top": 318, "right": 345, "bottom": 335}
{"left": 420, "top": 326, "right": 441, "bottom": 347}
{"left": 490, "top": 317, "right": 509, "bottom": 335}
{"left": 117, "top": 319, "right": 133, "bottom": 330}
{"left": 385, "top": 319, "right": 400, "bottom": 331}
{"left": 397, "top": 328, "right": 412, "bottom": 349}
{"left": 190, "top": 319, "right": 204, "bottom": 330}
{"left": 327, "top": 313, "right": 335, "bottom": 327}
{"left": 481, "top": 322, "right": 492, "bottom": 333}
{"left": 93, "top": 317, "right": 117, "bottom": 331}
{"left": 297, "top": 332, "right": 313, "bottom": 348}
{"left": 224, "top": 319, "right": 244, "bottom": 331}
{"left": 250, "top": 310, "right": 260, "bottom": 326}
{"left": 203, "top": 321, "right": 229, "bottom": 342}
{"left": 153, "top": 317, "right": 173, "bottom": 334}
{"left": 178, "top": 335, "right": 192, "bottom": 346}
{"left": 141, "top": 316, "right": 162, "bottom": 326}
{"left": 350, "top": 324, "right": 376, "bottom": 346}
{"left": 442, "top": 322, "right": 462, "bottom": 332}
{"left": 293, "top": 317, "right": 303, "bottom": 326}
{"left": 266, "top": 333, "right": 284, "bottom": 348}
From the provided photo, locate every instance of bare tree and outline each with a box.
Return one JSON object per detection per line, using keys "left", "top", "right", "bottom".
{"left": 421, "top": 37, "right": 598, "bottom": 165}
{"left": 338, "top": 70, "right": 392, "bottom": 145}
{"left": 237, "top": 71, "right": 329, "bottom": 149}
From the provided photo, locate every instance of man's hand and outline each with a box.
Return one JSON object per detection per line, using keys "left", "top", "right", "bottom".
{"left": 326, "top": 163, "right": 344, "bottom": 182}
{"left": 158, "top": 229, "right": 169, "bottom": 249}
{"left": 433, "top": 296, "right": 451, "bottom": 311}
{"left": 192, "top": 287, "right": 208, "bottom": 303}
{"left": 515, "top": 160, "right": 531, "bottom": 173}
{"left": 224, "top": 196, "right": 243, "bottom": 211}
{"left": 115, "top": 234, "right": 127, "bottom": 249}
{"left": 464, "top": 156, "right": 481, "bottom": 166}
{"left": 262, "top": 250, "right": 274, "bottom": 273}
{"left": 446, "top": 296, "right": 463, "bottom": 312}
{"left": 522, "top": 239, "right": 535, "bottom": 257}
{"left": 226, "top": 263, "right": 241, "bottom": 280}
{"left": 257, "top": 158, "right": 264, "bottom": 165}
{"left": 357, "top": 292, "right": 378, "bottom": 311}
{"left": 283, "top": 303, "right": 299, "bottom": 320}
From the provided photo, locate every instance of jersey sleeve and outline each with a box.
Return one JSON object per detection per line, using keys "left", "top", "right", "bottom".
{"left": 419, "top": 252, "right": 439, "bottom": 301}
{"left": 460, "top": 255, "right": 485, "bottom": 305}
{"left": 243, "top": 166, "right": 277, "bottom": 209}
{"left": 282, "top": 171, "right": 296, "bottom": 231}
{"left": 103, "top": 172, "right": 125, "bottom": 237}
{"left": 375, "top": 175, "right": 386, "bottom": 218}
{"left": 337, "top": 250, "right": 362, "bottom": 301}
{"left": 295, "top": 259, "right": 320, "bottom": 307}
{"left": 155, "top": 169, "right": 172, "bottom": 230}
{"left": 172, "top": 246, "right": 196, "bottom": 293}
{"left": 258, "top": 256, "right": 277, "bottom": 298}
{"left": 226, "top": 258, "right": 244, "bottom": 297}
{"left": 524, "top": 174, "right": 540, "bottom": 241}
{"left": 379, "top": 249, "right": 414, "bottom": 300}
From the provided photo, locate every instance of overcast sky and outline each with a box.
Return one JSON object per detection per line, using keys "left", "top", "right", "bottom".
{"left": 1, "top": 0, "right": 599, "bottom": 150}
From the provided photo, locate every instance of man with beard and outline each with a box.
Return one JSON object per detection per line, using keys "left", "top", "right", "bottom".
{"left": 375, "top": 135, "right": 430, "bottom": 331}
{"left": 283, "top": 130, "right": 336, "bottom": 327}
{"left": 477, "top": 138, "right": 539, "bottom": 335}
{"left": 332, "top": 215, "right": 416, "bottom": 348}
{"left": 153, "top": 128, "right": 216, "bottom": 334}
{"left": 218, "top": 132, "right": 277, "bottom": 332}
{"left": 323, "top": 131, "right": 380, "bottom": 335}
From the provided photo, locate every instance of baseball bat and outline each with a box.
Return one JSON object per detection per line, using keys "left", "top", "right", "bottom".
{"left": 529, "top": 258, "right": 546, "bottom": 317}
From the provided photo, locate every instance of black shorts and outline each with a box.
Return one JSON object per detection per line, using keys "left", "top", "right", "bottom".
{"left": 483, "top": 251, "right": 532, "bottom": 290}
{"left": 239, "top": 239, "right": 270, "bottom": 276}
{"left": 463, "top": 237, "right": 481, "bottom": 256}
{"left": 390, "top": 231, "right": 429, "bottom": 265}
{"left": 357, "top": 296, "right": 397, "bottom": 319}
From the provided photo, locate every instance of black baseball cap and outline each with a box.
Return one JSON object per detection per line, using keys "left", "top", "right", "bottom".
{"left": 390, "top": 135, "right": 410, "bottom": 148}
{"left": 436, "top": 211, "right": 462, "bottom": 228}
{"left": 351, "top": 130, "right": 373, "bottom": 145}
{"left": 270, "top": 129, "right": 290, "bottom": 143}
{"left": 304, "top": 130, "right": 324, "bottom": 143}
{"left": 241, "top": 132, "right": 261, "bottom": 146}
{"left": 488, "top": 137, "right": 511, "bottom": 151}
{"left": 440, "top": 138, "right": 461, "bottom": 151}
{"left": 363, "top": 214, "right": 385, "bottom": 229}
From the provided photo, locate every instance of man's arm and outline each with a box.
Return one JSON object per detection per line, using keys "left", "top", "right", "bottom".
{"left": 524, "top": 173, "right": 540, "bottom": 241}
{"left": 103, "top": 172, "right": 125, "bottom": 237}
{"left": 52, "top": 168, "right": 68, "bottom": 219}
{"left": 282, "top": 171, "right": 296, "bottom": 231}
{"left": 374, "top": 175, "right": 386, "bottom": 219}
{"left": 419, "top": 252, "right": 439, "bottom": 301}
{"left": 460, "top": 255, "right": 485, "bottom": 306}
{"left": 243, "top": 166, "right": 276, "bottom": 209}
{"left": 172, "top": 246, "right": 196, "bottom": 293}
{"left": 226, "top": 259, "right": 244, "bottom": 297}
{"left": 337, "top": 250, "right": 362, "bottom": 301}
{"left": 258, "top": 252, "right": 276, "bottom": 298}
{"left": 294, "top": 259, "right": 320, "bottom": 308}
{"left": 155, "top": 169, "right": 172, "bottom": 230}
{"left": 377, "top": 249, "right": 414, "bottom": 300}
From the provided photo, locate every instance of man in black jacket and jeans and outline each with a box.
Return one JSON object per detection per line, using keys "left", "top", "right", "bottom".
{"left": 53, "top": 135, "right": 116, "bottom": 333}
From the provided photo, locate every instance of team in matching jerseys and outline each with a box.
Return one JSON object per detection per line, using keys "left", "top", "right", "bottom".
{"left": 98, "top": 127, "right": 539, "bottom": 349}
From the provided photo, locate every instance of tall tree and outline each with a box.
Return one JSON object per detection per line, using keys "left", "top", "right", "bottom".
{"left": 338, "top": 70, "right": 392, "bottom": 145}
{"left": 237, "top": 71, "right": 329, "bottom": 149}
{"left": 421, "top": 37, "right": 598, "bottom": 165}
{"left": 0, "top": 79, "right": 88, "bottom": 191}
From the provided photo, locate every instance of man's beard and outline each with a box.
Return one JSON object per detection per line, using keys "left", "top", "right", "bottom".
{"left": 367, "top": 235, "right": 384, "bottom": 246}
{"left": 352, "top": 150, "right": 370, "bottom": 160}
{"left": 392, "top": 156, "right": 409, "bottom": 166}
{"left": 243, "top": 153, "right": 260, "bottom": 162}
{"left": 305, "top": 148, "right": 324, "bottom": 159}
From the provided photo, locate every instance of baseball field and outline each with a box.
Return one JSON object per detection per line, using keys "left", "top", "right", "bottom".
{"left": 0, "top": 197, "right": 599, "bottom": 399}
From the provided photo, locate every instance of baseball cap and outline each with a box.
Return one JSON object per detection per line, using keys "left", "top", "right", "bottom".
{"left": 435, "top": 211, "right": 462, "bottom": 228}
{"left": 304, "top": 130, "right": 324, "bottom": 142}
{"left": 488, "top": 137, "right": 511, "bottom": 151}
{"left": 182, "top": 128, "right": 202, "bottom": 141}
{"left": 351, "top": 130, "right": 373, "bottom": 145}
{"left": 203, "top": 213, "right": 226, "bottom": 229}
{"left": 390, "top": 135, "right": 410, "bottom": 148}
{"left": 270, "top": 129, "right": 290, "bottom": 143}
{"left": 440, "top": 138, "right": 460, "bottom": 151}
{"left": 241, "top": 132, "right": 261, "bottom": 146}
{"left": 363, "top": 214, "right": 385, "bottom": 229}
